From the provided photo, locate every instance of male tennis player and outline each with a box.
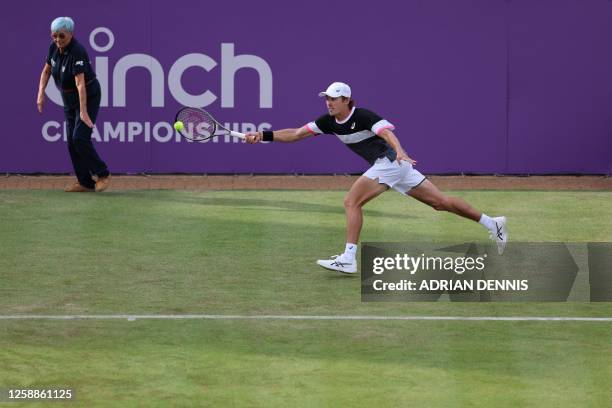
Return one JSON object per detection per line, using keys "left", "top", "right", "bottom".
{"left": 245, "top": 82, "right": 508, "bottom": 274}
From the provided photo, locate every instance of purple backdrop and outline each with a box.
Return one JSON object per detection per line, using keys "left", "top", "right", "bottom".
{"left": 1, "top": 0, "right": 610, "bottom": 174}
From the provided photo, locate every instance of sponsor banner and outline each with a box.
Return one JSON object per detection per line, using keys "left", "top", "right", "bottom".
{"left": 2, "top": 1, "right": 611, "bottom": 173}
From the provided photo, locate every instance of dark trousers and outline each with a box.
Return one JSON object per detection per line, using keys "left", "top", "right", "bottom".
{"left": 62, "top": 79, "right": 109, "bottom": 189}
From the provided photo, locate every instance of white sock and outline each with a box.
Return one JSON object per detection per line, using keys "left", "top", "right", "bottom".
{"left": 343, "top": 243, "right": 358, "bottom": 260}
{"left": 479, "top": 214, "right": 496, "bottom": 231}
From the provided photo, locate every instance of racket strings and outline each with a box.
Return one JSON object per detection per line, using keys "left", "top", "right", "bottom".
{"left": 176, "top": 108, "right": 217, "bottom": 141}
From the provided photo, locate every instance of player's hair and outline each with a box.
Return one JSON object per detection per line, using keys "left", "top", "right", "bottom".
{"left": 342, "top": 97, "right": 355, "bottom": 109}
{"left": 51, "top": 17, "right": 75, "bottom": 33}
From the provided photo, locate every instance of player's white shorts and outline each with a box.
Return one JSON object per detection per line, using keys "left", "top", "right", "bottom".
{"left": 363, "top": 157, "right": 426, "bottom": 194}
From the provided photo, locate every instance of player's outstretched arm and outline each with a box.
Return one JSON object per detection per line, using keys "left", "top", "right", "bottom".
{"left": 245, "top": 126, "right": 314, "bottom": 144}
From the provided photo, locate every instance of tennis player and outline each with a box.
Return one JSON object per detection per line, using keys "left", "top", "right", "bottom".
{"left": 245, "top": 82, "right": 508, "bottom": 274}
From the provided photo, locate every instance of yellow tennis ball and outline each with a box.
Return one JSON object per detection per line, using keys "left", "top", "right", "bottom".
{"left": 174, "top": 121, "right": 184, "bottom": 131}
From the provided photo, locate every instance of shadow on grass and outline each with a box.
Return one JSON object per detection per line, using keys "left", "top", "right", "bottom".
{"left": 104, "top": 190, "right": 418, "bottom": 220}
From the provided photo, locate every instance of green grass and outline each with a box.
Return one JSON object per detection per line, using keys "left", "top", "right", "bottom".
{"left": 1, "top": 189, "right": 611, "bottom": 406}
{"left": 1, "top": 320, "right": 610, "bottom": 407}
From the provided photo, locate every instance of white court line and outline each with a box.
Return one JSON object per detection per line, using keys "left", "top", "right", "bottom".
{"left": 0, "top": 315, "right": 611, "bottom": 322}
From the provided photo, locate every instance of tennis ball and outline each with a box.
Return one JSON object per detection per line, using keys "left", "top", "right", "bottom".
{"left": 174, "top": 121, "right": 184, "bottom": 131}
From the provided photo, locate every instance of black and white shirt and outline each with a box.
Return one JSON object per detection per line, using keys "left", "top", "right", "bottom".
{"left": 306, "top": 107, "right": 397, "bottom": 164}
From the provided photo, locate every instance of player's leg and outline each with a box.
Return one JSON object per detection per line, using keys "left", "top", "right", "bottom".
{"left": 317, "top": 176, "right": 388, "bottom": 274}
{"left": 407, "top": 179, "right": 508, "bottom": 254}
{"left": 345, "top": 176, "right": 389, "bottom": 244}
{"left": 408, "top": 179, "right": 480, "bottom": 221}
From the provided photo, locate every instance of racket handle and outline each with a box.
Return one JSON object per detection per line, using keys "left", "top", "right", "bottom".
{"left": 229, "top": 131, "right": 246, "bottom": 139}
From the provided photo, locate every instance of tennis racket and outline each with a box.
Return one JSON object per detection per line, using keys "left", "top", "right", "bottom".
{"left": 174, "top": 107, "right": 246, "bottom": 142}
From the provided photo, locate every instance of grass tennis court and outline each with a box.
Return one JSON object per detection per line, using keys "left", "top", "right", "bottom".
{"left": 1, "top": 189, "right": 611, "bottom": 406}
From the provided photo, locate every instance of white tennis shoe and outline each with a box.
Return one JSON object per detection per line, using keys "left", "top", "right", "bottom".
{"left": 316, "top": 255, "right": 358, "bottom": 274}
{"left": 490, "top": 216, "right": 508, "bottom": 255}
